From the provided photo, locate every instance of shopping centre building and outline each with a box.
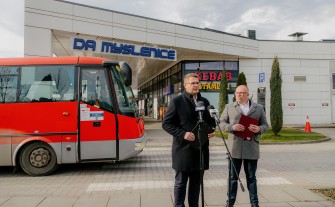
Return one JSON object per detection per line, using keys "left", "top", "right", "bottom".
{"left": 24, "top": 0, "right": 335, "bottom": 125}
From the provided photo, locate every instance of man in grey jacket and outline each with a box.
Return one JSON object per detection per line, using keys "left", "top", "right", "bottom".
{"left": 220, "top": 85, "right": 268, "bottom": 207}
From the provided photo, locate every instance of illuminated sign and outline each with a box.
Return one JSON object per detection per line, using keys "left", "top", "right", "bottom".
{"left": 195, "top": 71, "right": 233, "bottom": 81}
{"left": 199, "top": 82, "right": 233, "bottom": 90}
{"left": 186, "top": 70, "right": 238, "bottom": 92}
{"left": 71, "top": 37, "right": 176, "bottom": 61}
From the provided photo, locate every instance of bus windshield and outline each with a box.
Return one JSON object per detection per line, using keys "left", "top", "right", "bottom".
{"left": 110, "top": 65, "right": 139, "bottom": 118}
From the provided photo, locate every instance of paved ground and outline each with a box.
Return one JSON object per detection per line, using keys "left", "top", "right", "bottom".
{"left": 0, "top": 117, "right": 334, "bottom": 207}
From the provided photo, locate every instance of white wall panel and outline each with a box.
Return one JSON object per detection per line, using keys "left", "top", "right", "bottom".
{"left": 24, "top": 26, "right": 52, "bottom": 57}
{"left": 280, "top": 66, "right": 301, "bottom": 75}
{"left": 260, "top": 59, "right": 274, "bottom": 67}
{"left": 243, "top": 48, "right": 259, "bottom": 58}
{"left": 201, "top": 41, "right": 223, "bottom": 53}
{"left": 280, "top": 59, "right": 301, "bottom": 67}
{"left": 201, "top": 30, "right": 224, "bottom": 42}
{"left": 146, "top": 32, "right": 175, "bottom": 46}
{"left": 239, "top": 59, "right": 262, "bottom": 67}
{"left": 147, "top": 19, "right": 175, "bottom": 33}
{"left": 259, "top": 41, "right": 294, "bottom": 55}
{"left": 282, "top": 83, "right": 300, "bottom": 91}
{"left": 301, "top": 108, "right": 321, "bottom": 116}
{"left": 281, "top": 74, "right": 294, "bottom": 83}
{"left": 26, "top": 0, "right": 73, "bottom": 15}
{"left": 320, "top": 107, "right": 331, "bottom": 116}
{"left": 73, "top": 20, "right": 113, "bottom": 37}
{"left": 113, "top": 27, "right": 146, "bottom": 42}
{"left": 283, "top": 116, "right": 302, "bottom": 125}
{"left": 113, "top": 13, "right": 146, "bottom": 28}
{"left": 300, "top": 83, "right": 327, "bottom": 91}
{"left": 293, "top": 42, "right": 332, "bottom": 55}
{"left": 25, "top": 12, "right": 72, "bottom": 32}
{"left": 175, "top": 37, "right": 201, "bottom": 50}
{"left": 224, "top": 35, "right": 244, "bottom": 46}
{"left": 283, "top": 108, "right": 303, "bottom": 116}
{"left": 284, "top": 92, "right": 302, "bottom": 99}
{"left": 73, "top": 5, "right": 113, "bottom": 23}
{"left": 176, "top": 25, "right": 201, "bottom": 37}
{"left": 302, "top": 100, "right": 323, "bottom": 108}
{"left": 223, "top": 45, "right": 244, "bottom": 57}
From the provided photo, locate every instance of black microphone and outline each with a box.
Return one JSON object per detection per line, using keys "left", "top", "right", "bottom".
{"left": 195, "top": 101, "right": 205, "bottom": 122}
{"left": 207, "top": 105, "right": 220, "bottom": 123}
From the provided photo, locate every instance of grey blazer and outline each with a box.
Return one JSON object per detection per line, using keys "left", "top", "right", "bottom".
{"left": 219, "top": 100, "right": 269, "bottom": 159}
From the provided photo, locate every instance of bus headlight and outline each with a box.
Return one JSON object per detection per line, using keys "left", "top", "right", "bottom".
{"left": 135, "top": 142, "right": 146, "bottom": 151}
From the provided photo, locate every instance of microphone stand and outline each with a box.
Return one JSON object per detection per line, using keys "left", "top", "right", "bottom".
{"left": 195, "top": 115, "right": 205, "bottom": 207}
{"left": 214, "top": 119, "right": 245, "bottom": 206}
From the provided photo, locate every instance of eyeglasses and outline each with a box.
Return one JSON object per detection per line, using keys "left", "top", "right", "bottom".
{"left": 186, "top": 82, "right": 200, "bottom": 85}
{"left": 235, "top": 92, "right": 247, "bottom": 95}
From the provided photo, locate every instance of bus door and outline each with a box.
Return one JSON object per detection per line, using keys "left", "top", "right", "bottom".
{"left": 79, "top": 67, "right": 117, "bottom": 161}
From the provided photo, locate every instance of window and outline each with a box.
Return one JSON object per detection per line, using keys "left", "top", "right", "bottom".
{"left": 184, "top": 62, "right": 199, "bottom": 70}
{"left": 1, "top": 66, "right": 75, "bottom": 103}
{"left": 0, "top": 67, "right": 19, "bottom": 103}
{"left": 224, "top": 62, "right": 238, "bottom": 70}
{"left": 80, "top": 68, "right": 113, "bottom": 111}
{"left": 200, "top": 61, "right": 224, "bottom": 70}
{"left": 20, "top": 66, "right": 75, "bottom": 102}
{"left": 110, "top": 66, "right": 138, "bottom": 117}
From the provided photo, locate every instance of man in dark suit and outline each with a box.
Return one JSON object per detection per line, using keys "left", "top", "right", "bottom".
{"left": 220, "top": 85, "right": 268, "bottom": 207}
{"left": 162, "top": 73, "right": 215, "bottom": 207}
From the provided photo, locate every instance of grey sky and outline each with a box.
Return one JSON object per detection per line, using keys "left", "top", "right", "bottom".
{"left": 1, "top": 0, "right": 335, "bottom": 57}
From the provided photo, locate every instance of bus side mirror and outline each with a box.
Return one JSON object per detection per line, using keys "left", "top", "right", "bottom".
{"left": 120, "top": 62, "right": 132, "bottom": 87}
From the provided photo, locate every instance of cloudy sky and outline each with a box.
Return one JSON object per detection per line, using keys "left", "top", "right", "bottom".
{"left": 1, "top": 0, "right": 335, "bottom": 58}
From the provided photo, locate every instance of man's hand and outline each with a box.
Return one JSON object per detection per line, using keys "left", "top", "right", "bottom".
{"left": 232, "top": 124, "right": 245, "bottom": 131}
{"left": 248, "top": 124, "right": 260, "bottom": 133}
{"left": 184, "top": 132, "right": 195, "bottom": 141}
{"left": 208, "top": 132, "right": 215, "bottom": 139}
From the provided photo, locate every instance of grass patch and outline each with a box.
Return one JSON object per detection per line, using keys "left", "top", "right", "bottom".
{"left": 261, "top": 128, "right": 326, "bottom": 142}
{"left": 215, "top": 127, "right": 326, "bottom": 143}
{"left": 312, "top": 188, "right": 335, "bottom": 201}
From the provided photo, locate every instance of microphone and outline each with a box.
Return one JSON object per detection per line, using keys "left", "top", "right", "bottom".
{"left": 195, "top": 101, "right": 205, "bottom": 122}
{"left": 207, "top": 105, "right": 220, "bottom": 123}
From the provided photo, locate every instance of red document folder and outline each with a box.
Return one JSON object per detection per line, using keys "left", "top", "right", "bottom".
{"left": 235, "top": 114, "right": 259, "bottom": 140}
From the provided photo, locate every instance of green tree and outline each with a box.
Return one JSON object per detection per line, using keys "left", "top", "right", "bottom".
{"left": 270, "top": 56, "right": 283, "bottom": 135}
{"left": 233, "top": 72, "right": 247, "bottom": 102}
{"left": 219, "top": 68, "right": 228, "bottom": 116}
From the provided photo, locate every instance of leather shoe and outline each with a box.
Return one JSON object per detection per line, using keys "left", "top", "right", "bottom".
{"left": 225, "top": 205, "right": 233, "bottom": 207}
{"left": 251, "top": 204, "right": 259, "bottom": 207}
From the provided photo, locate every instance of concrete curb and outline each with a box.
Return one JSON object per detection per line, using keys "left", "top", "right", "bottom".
{"left": 260, "top": 137, "right": 331, "bottom": 145}
{"left": 146, "top": 137, "right": 332, "bottom": 147}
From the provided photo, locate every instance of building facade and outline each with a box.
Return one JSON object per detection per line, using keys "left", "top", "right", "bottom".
{"left": 24, "top": 0, "right": 335, "bottom": 125}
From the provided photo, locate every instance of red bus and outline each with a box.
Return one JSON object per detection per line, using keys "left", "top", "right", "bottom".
{"left": 0, "top": 57, "right": 146, "bottom": 176}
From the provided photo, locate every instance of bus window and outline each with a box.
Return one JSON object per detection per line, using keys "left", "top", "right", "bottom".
{"left": 110, "top": 66, "right": 139, "bottom": 117}
{"left": 80, "top": 68, "right": 113, "bottom": 111}
{"left": 0, "top": 66, "right": 19, "bottom": 103}
{"left": 20, "top": 66, "right": 75, "bottom": 102}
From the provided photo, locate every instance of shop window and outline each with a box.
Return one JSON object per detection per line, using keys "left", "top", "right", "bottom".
{"left": 200, "top": 61, "right": 224, "bottom": 70}
{"left": 185, "top": 62, "right": 199, "bottom": 70}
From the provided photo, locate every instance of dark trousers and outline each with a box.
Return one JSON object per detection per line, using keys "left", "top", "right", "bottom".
{"left": 227, "top": 158, "right": 258, "bottom": 205}
{"left": 174, "top": 170, "right": 202, "bottom": 207}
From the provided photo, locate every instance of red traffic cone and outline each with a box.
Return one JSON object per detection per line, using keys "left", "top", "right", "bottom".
{"left": 305, "top": 116, "right": 312, "bottom": 132}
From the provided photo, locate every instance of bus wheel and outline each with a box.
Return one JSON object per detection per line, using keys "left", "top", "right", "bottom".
{"left": 19, "top": 142, "right": 59, "bottom": 176}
